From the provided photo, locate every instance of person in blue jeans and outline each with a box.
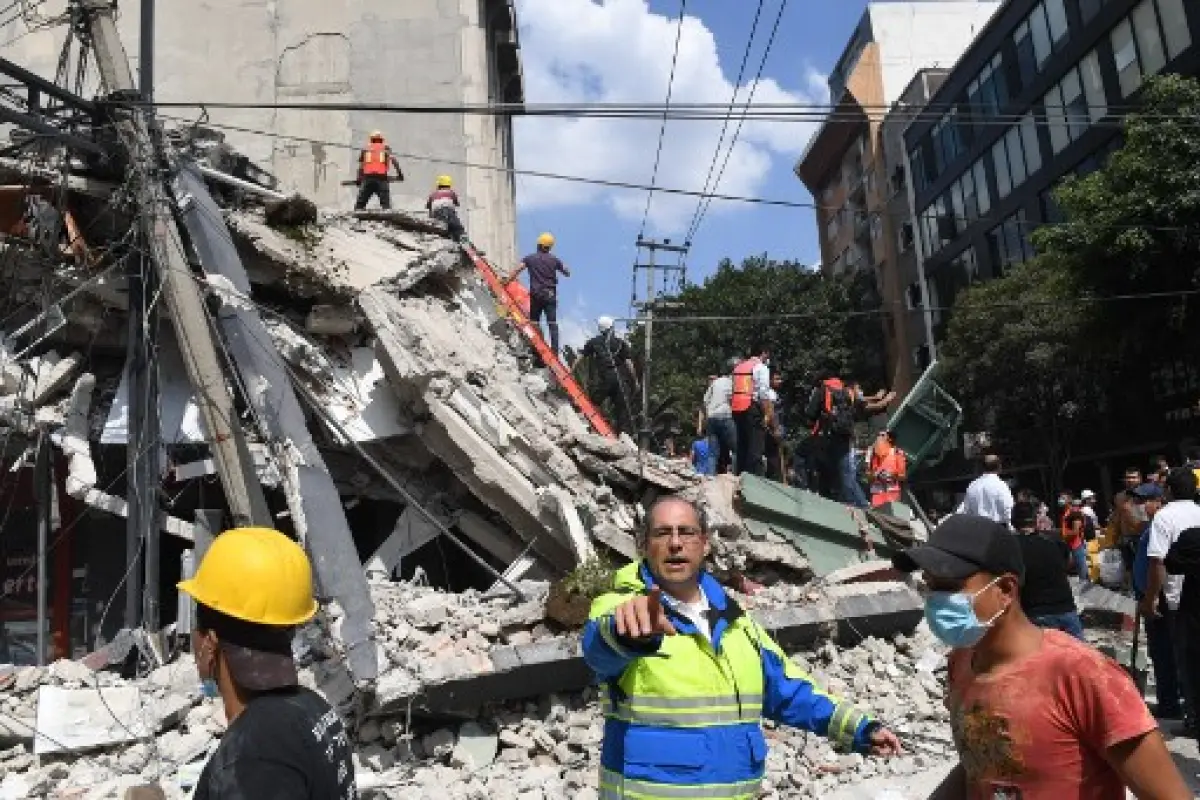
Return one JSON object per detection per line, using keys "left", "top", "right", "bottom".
{"left": 1012, "top": 501, "right": 1085, "bottom": 640}
{"left": 1131, "top": 482, "right": 1186, "bottom": 719}
{"left": 690, "top": 436, "right": 714, "bottom": 476}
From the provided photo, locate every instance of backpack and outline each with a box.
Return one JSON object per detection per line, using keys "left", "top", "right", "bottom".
{"left": 821, "top": 386, "right": 856, "bottom": 437}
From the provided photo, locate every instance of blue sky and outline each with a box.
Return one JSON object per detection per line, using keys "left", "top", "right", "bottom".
{"left": 511, "top": 0, "right": 869, "bottom": 347}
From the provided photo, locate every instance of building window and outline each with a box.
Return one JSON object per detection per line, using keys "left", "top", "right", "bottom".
{"left": 1080, "top": 51, "right": 1107, "bottom": 123}
{"left": 987, "top": 211, "right": 1033, "bottom": 274}
{"left": 992, "top": 138, "right": 1012, "bottom": 199}
{"left": 1112, "top": 19, "right": 1143, "bottom": 96}
{"left": 967, "top": 53, "right": 1007, "bottom": 125}
{"left": 1019, "top": 113, "right": 1042, "bottom": 177}
{"left": 992, "top": 125, "right": 1031, "bottom": 200}
{"left": 1013, "top": 0, "right": 1069, "bottom": 87}
{"left": 1134, "top": 0, "right": 1167, "bottom": 76}
{"left": 910, "top": 146, "right": 929, "bottom": 193}
{"left": 973, "top": 159, "right": 991, "bottom": 216}
{"left": 951, "top": 176, "right": 966, "bottom": 232}
{"left": 1158, "top": 0, "right": 1192, "bottom": 60}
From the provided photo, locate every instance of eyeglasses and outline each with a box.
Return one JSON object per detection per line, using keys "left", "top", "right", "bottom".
{"left": 647, "top": 526, "right": 703, "bottom": 541}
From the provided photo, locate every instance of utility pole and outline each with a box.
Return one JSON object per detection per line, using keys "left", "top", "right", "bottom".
{"left": 80, "top": 0, "right": 271, "bottom": 535}
{"left": 139, "top": 0, "right": 153, "bottom": 101}
{"left": 632, "top": 236, "right": 687, "bottom": 448}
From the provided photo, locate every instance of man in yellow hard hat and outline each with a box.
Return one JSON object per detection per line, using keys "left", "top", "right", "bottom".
{"left": 425, "top": 174, "right": 465, "bottom": 241}
{"left": 355, "top": 131, "right": 404, "bottom": 210}
{"left": 508, "top": 232, "right": 570, "bottom": 356}
{"left": 179, "top": 527, "right": 356, "bottom": 799}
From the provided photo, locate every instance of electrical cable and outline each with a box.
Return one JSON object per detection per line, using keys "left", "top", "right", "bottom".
{"left": 684, "top": 0, "right": 767, "bottom": 248}
{"left": 637, "top": 0, "right": 688, "bottom": 239}
{"left": 687, "top": 0, "right": 790, "bottom": 250}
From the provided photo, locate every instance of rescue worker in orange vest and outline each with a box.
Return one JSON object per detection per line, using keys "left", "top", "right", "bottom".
{"left": 730, "top": 345, "right": 773, "bottom": 476}
{"left": 868, "top": 430, "right": 907, "bottom": 508}
{"left": 355, "top": 131, "right": 404, "bottom": 211}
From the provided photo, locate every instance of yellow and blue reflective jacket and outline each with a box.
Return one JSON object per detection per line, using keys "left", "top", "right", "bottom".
{"left": 582, "top": 561, "right": 876, "bottom": 800}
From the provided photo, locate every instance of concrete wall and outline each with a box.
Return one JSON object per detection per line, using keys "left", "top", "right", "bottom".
{"left": 868, "top": 2, "right": 1002, "bottom": 107}
{"left": 1, "top": 0, "right": 520, "bottom": 266}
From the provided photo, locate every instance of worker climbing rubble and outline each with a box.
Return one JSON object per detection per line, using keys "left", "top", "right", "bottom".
{"left": 426, "top": 174, "right": 465, "bottom": 241}
{"left": 354, "top": 131, "right": 404, "bottom": 211}
{"left": 583, "top": 495, "right": 902, "bottom": 800}
{"left": 508, "top": 232, "right": 570, "bottom": 356}
{"left": 574, "top": 315, "right": 638, "bottom": 436}
{"left": 178, "top": 527, "right": 356, "bottom": 799}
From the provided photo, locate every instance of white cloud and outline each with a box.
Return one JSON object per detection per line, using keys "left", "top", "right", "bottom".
{"left": 513, "top": 0, "right": 828, "bottom": 234}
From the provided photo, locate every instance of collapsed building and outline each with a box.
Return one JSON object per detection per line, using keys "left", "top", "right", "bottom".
{"left": 0, "top": 6, "right": 967, "bottom": 797}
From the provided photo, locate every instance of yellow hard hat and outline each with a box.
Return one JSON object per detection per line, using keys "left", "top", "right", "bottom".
{"left": 178, "top": 527, "right": 317, "bottom": 627}
{"left": 369, "top": 130, "right": 385, "bottom": 142}
{"left": 436, "top": 175, "right": 453, "bottom": 188}
{"left": 537, "top": 232, "right": 555, "bottom": 248}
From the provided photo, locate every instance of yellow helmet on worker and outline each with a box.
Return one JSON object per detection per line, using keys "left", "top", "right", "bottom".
{"left": 178, "top": 527, "right": 317, "bottom": 627}
{"left": 368, "top": 130, "right": 385, "bottom": 142}
{"left": 436, "top": 175, "right": 453, "bottom": 188}
{"left": 537, "top": 232, "right": 555, "bottom": 249}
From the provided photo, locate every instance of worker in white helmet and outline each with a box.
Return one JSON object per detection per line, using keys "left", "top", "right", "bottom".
{"left": 574, "top": 315, "right": 638, "bottom": 435}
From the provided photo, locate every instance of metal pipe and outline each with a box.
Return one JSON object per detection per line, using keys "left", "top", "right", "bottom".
{"left": 34, "top": 433, "right": 50, "bottom": 666}
{"left": 287, "top": 368, "right": 528, "bottom": 600}
{"left": 196, "top": 163, "right": 288, "bottom": 202}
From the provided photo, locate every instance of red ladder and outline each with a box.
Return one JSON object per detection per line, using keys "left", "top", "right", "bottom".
{"left": 461, "top": 243, "right": 616, "bottom": 439}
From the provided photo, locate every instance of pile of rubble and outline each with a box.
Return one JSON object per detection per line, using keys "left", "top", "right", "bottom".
{"left": 0, "top": 611, "right": 956, "bottom": 799}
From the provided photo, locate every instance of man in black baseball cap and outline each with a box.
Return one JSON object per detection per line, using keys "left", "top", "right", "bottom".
{"left": 894, "top": 515, "right": 1188, "bottom": 797}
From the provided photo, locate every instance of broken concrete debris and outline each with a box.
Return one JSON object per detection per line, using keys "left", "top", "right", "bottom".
{"left": 0, "top": 579, "right": 951, "bottom": 799}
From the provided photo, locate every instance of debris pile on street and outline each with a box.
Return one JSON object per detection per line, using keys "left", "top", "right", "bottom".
{"left": 0, "top": 618, "right": 955, "bottom": 799}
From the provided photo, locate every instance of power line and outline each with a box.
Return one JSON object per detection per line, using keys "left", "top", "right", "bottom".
{"left": 638, "top": 0, "right": 688, "bottom": 238}
{"left": 684, "top": 0, "right": 766, "bottom": 247}
{"left": 685, "top": 0, "right": 790, "bottom": 250}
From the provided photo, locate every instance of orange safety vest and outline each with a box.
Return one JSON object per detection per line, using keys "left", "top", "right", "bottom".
{"left": 361, "top": 142, "right": 390, "bottom": 176}
{"left": 810, "top": 377, "right": 849, "bottom": 434}
{"left": 730, "top": 357, "right": 760, "bottom": 413}
{"left": 869, "top": 443, "right": 906, "bottom": 507}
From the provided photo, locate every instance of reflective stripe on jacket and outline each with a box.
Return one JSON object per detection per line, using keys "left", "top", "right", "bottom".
{"left": 869, "top": 445, "right": 906, "bottom": 506}
{"left": 583, "top": 561, "right": 875, "bottom": 799}
{"left": 361, "top": 142, "right": 390, "bottom": 176}
{"left": 730, "top": 358, "right": 759, "bottom": 414}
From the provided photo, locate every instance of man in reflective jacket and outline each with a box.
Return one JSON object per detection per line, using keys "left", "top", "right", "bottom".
{"left": 583, "top": 496, "right": 900, "bottom": 799}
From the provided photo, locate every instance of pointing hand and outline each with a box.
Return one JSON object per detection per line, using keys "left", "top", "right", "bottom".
{"left": 614, "top": 586, "right": 677, "bottom": 641}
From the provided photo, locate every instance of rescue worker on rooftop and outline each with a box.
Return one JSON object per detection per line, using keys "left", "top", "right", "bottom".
{"left": 354, "top": 131, "right": 404, "bottom": 211}
{"left": 583, "top": 496, "right": 901, "bottom": 799}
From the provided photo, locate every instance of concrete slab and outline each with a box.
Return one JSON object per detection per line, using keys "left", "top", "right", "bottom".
{"left": 34, "top": 686, "right": 150, "bottom": 755}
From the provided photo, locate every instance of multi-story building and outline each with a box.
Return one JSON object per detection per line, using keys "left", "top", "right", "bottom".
{"left": 796, "top": 1, "right": 1000, "bottom": 395}
{"left": 904, "top": 0, "right": 1196, "bottom": 341}
{"left": 880, "top": 69, "right": 953, "bottom": 377}
{"left": 4, "top": 0, "right": 525, "bottom": 265}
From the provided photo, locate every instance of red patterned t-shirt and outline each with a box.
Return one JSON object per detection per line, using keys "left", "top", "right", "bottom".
{"left": 946, "top": 629, "right": 1157, "bottom": 799}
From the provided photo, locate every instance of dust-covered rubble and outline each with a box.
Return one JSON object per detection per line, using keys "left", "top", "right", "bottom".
{"left": 0, "top": 623, "right": 954, "bottom": 799}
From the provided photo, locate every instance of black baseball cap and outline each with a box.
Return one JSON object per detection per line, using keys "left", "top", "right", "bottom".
{"left": 893, "top": 514, "right": 1025, "bottom": 584}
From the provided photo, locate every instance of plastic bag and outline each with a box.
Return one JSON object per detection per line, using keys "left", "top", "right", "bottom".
{"left": 1098, "top": 548, "right": 1124, "bottom": 588}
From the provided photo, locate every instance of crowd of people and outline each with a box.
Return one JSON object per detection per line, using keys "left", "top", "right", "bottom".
{"left": 691, "top": 351, "right": 898, "bottom": 505}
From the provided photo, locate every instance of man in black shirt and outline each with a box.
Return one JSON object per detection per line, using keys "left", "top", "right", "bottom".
{"left": 575, "top": 316, "right": 638, "bottom": 435}
{"left": 1011, "top": 501, "right": 1084, "bottom": 640}
{"left": 508, "top": 232, "right": 570, "bottom": 356}
{"left": 179, "top": 528, "right": 356, "bottom": 800}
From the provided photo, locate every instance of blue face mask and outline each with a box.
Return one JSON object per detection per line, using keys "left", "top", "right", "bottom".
{"left": 200, "top": 678, "right": 220, "bottom": 699}
{"left": 924, "top": 576, "right": 1006, "bottom": 649}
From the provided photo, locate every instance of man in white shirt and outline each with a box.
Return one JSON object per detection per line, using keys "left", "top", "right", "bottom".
{"left": 1141, "top": 467, "right": 1200, "bottom": 731}
{"left": 699, "top": 360, "right": 738, "bottom": 474}
{"left": 956, "top": 454, "right": 1014, "bottom": 525}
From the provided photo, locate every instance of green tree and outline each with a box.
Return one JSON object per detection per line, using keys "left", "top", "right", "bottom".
{"left": 1035, "top": 74, "right": 1200, "bottom": 360}
{"left": 940, "top": 255, "right": 1101, "bottom": 489}
{"left": 626, "top": 255, "right": 887, "bottom": 437}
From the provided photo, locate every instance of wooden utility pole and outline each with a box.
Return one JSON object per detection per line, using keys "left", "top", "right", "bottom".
{"left": 632, "top": 236, "right": 687, "bottom": 448}
{"left": 79, "top": 1, "right": 270, "bottom": 541}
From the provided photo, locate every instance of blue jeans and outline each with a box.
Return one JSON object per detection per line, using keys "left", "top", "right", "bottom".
{"left": 1030, "top": 611, "right": 1085, "bottom": 641}
{"left": 1070, "top": 545, "right": 1089, "bottom": 581}
{"left": 706, "top": 417, "right": 737, "bottom": 475}
{"left": 840, "top": 447, "right": 869, "bottom": 509}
